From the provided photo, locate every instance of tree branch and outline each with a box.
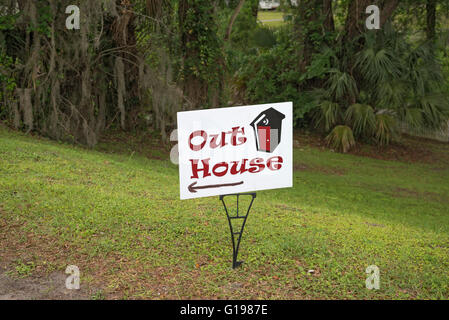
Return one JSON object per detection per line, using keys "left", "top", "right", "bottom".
{"left": 225, "top": 0, "right": 245, "bottom": 41}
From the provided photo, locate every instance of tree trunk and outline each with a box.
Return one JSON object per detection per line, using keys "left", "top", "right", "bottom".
{"left": 323, "top": 0, "right": 335, "bottom": 33}
{"left": 296, "top": 0, "right": 323, "bottom": 72}
{"left": 379, "top": 0, "right": 399, "bottom": 27}
{"left": 178, "top": 0, "right": 205, "bottom": 108}
{"left": 345, "top": 0, "right": 371, "bottom": 40}
{"left": 178, "top": 0, "right": 222, "bottom": 109}
{"left": 225, "top": 0, "right": 245, "bottom": 41}
{"left": 250, "top": 0, "right": 259, "bottom": 23}
{"left": 426, "top": 0, "right": 437, "bottom": 41}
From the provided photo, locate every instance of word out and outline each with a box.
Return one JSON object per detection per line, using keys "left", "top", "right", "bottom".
{"left": 188, "top": 127, "right": 247, "bottom": 151}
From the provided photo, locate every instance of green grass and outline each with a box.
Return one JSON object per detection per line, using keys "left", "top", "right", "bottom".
{"left": 257, "top": 11, "right": 286, "bottom": 28}
{"left": 1, "top": 126, "right": 449, "bottom": 299}
{"left": 6, "top": 259, "right": 36, "bottom": 278}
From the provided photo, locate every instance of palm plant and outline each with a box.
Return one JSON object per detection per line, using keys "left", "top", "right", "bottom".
{"left": 311, "top": 24, "right": 449, "bottom": 152}
{"left": 354, "top": 47, "right": 401, "bottom": 85}
{"left": 312, "top": 100, "right": 341, "bottom": 132}
{"left": 374, "top": 111, "right": 398, "bottom": 147}
{"left": 344, "top": 103, "right": 376, "bottom": 138}
{"left": 326, "top": 68, "right": 358, "bottom": 102}
{"left": 325, "top": 125, "right": 356, "bottom": 153}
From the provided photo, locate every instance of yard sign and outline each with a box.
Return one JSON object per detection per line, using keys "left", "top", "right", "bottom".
{"left": 177, "top": 102, "right": 293, "bottom": 200}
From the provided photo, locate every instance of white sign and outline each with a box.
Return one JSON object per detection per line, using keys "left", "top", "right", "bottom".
{"left": 177, "top": 102, "right": 293, "bottom": 199}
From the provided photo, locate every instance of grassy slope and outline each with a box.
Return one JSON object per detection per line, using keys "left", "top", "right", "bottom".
{"left": 1, "top": 126, "right": 448, "bottom": 299}
{"left": 257, "top": 11, "right": 286, "bottom": 27}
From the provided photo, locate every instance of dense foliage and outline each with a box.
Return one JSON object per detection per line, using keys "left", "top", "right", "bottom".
{"left": 1, "top": 0, "right": 448, "bottom": 150}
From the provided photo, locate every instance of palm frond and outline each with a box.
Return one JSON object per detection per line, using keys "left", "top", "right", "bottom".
{"left": 344, "top": 103, "right": 376, "bottom": 138}
{"left": 375, "top": 80, "right": 408, "bottom": 110}
{"left": 326, "top": 69, "right": 358, "bottom": 101}
{"left": 355, "top": 46, "right": 401, "bottom": 85}
{"left": 312, "top": 100, "right": 341, "bottom": 132}
{"left": 400, "top": 107, "right": 424, "bottom": 129}
{"left": 418, "top": 94, "right": 449, "bottom": 129}
{"left": 375, "top": 112, "right": 398, "bottom": 146}
{"left": 325, "top": 125, "right": 355, "bottom": 153}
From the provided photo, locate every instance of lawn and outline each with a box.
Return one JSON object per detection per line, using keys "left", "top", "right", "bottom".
{"left": 1, "top": 126, "right": 449, "bottom": 299}
{"left": 257, "top": 10, "right": 287, "bottom": 27}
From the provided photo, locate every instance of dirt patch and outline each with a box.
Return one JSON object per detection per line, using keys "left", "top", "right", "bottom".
{"left": 1, "top": 213, "right": 215, "bottom": 300}
{"left": 294, "top": 130, "right": 449, "bottom": 165}
{"left": 0, "top": 269, "right": 91, "bottom": 300}
{"left": 355, "top": 184, "right": 448, "bottom": 204}
{"left": 0, "top": 215, "right": 102, "bottom": 300}
{"left": 96, "top": 129, "right": 170, "bottom": 161}
{"left": 390, "top": 187, "right": 448, "bottom": 203}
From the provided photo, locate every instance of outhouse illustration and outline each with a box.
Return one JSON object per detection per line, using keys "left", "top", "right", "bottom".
{"left": 250, "top": 107, "right": 285, "bottom": 153}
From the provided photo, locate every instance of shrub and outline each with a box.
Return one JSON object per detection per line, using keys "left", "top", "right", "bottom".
{"left": 344, "top": 104, "right": 376, "bottom": 138}
{"left": 375, "top": 112, "right": 398, "bottom": 147}
{"left": 325, "top": 125, "right": 356, "bottom": 153}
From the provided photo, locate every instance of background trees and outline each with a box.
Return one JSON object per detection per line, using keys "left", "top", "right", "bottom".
{"left": 0, "top": 0, "right": 151, "bottom": 145}
{"left": 236, "top": 0, "right": 449, "bottom": 151}
{"left": 1, "top": 0, "right": 448, "bottom": 151}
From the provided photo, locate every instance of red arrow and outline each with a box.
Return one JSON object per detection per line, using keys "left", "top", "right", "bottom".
{"left": 188, "top": 181, "right": 244, "bottom": 193}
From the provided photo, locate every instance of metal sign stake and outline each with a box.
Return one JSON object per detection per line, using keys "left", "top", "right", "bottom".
{"left": 219, "top": 192, "right": 256, "bottom": 269}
